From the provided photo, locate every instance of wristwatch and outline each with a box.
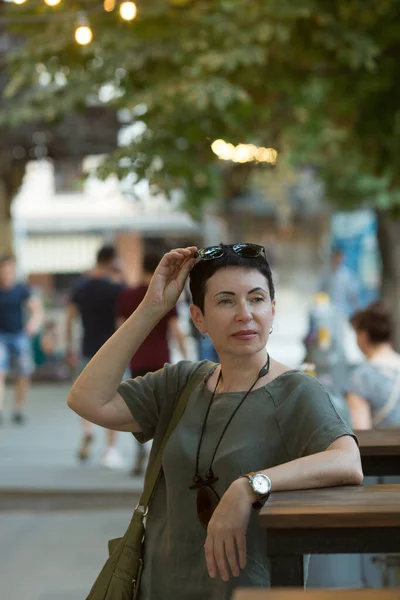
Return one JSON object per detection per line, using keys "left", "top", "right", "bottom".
{"left": 241, "top": 472, "right": 272, "bottom": 509}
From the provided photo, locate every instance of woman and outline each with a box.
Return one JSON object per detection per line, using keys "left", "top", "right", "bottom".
{"left": 67, "top": 243, "right": 362, "bottom": 599}
{"left": 347, "top": 300, "right": 400, "bottom": 429}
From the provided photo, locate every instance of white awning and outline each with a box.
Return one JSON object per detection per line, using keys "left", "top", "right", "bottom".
{"left": 19, "top": 234, "right": 104, "bottom": 274}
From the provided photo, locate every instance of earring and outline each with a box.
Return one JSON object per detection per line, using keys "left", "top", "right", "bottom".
{"left": 269, "top": 326, "right": 273, "bottom": 334}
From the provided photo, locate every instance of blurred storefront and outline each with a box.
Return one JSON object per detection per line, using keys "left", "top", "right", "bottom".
{"left": 12, "top": 158, "right": 200, "bottom": 304}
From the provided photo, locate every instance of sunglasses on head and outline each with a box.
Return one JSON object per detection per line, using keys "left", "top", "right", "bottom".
{"left": 195, "top": 243, "right": 266, "bottom": 261}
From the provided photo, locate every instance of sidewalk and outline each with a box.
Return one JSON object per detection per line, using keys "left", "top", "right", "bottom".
{"left": 0, "top": 382, "right": 144, "bottom": 497}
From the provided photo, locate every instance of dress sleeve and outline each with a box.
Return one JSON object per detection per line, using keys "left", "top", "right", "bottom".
{"left": 273, "top": 372, "right": 356, "bottom": 461}
{"left": 117, "top": 360, "right": 202, "bottom": 443}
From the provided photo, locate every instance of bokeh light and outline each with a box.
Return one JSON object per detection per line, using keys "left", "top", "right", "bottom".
{"left": 211, "top": 140, "right": 278, "bottom": 164}
{"left": 103, "top": 0, "right": 116, "bottom": 11}
{"left": 120, "top": 1, "right": 137, "bottom": 21}
{"left": 75, "top": 25, "right": 93, "bottom": 46}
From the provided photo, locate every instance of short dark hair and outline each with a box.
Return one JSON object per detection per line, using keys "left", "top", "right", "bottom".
{"left": 189, "top": 244, "right": 275, "bottom": 313}
{"left": 351, "top": 300, "right": 393, "bottom": 344}
{"left": 96, "top": 245, "right": 117, "bottom": 265}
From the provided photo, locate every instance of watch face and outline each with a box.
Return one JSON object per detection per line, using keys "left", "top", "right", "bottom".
{"left": 253, "top": 474, "right": 271, "bottom": 495}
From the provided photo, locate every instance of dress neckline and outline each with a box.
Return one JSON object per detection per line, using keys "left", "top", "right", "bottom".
{"left": 202, "top": 364, "right": 299, "bottom": 396}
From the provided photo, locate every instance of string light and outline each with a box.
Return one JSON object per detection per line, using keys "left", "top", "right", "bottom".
{"left": 211, "top": 140, "right": 278, "bottom": 164}
{"left": 8, "top": 1, "right": 140, "bottom": 45}
{"left": 74, "top": 12, "right": 93, "bottom": 46}
{"left": 119, "top": 1, "right": 137, "bottom": 21}
{"left": 103, "top": 0, "right": 116, "bottom": 11}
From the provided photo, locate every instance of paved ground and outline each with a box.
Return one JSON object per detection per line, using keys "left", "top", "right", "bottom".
{"left": 0, "top": 384, "right": 144, "bottom": 599}
{"left": 0, "top": 509, "right": 132, "bottom": 600}
{"left": 0, "top": 382, "right": 146, "bottom": 493}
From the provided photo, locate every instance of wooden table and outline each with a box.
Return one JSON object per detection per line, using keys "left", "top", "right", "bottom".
{"left": 356, "top": 429, "right": 400, "bottom": 477}
{"left": 259, "top": 484, "right": 400, "bottom": 587}
{"left": 233, "top": 591, "right": 400, "bottom": 600}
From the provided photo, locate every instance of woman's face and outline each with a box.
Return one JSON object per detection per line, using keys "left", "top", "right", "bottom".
{"left": 191, "top": 266, "right": 275, "bottom": 358}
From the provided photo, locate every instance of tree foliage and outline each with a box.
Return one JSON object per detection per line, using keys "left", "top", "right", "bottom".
{"left": 1, "top": 0, "right": 400, "bottom": 213}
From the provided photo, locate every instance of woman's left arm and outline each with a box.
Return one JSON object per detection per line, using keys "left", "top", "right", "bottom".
{"left": 253, "top": 433, "right": 363, "bottom": 492}
{"left": 204, "top": 434, "right": 362, "bottom": 582}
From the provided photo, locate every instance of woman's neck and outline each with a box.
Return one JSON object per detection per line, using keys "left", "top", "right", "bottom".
{"left": 215, "top": 353, "right": 269, "bottom": 393}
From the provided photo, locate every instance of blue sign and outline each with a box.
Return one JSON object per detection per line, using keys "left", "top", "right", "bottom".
{"left": 331, "top": 210, "right": 381, "bottom": 307}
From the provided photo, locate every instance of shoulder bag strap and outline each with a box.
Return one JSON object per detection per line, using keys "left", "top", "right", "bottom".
{"left": 137, "top": 360, "right": 215, "bottom": 511}
{"left": 372, "top": 366, "right": 400, "bottom": 427}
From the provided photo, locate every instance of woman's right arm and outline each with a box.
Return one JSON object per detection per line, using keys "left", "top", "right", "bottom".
{"left": 66, "top": 246, "right": 197, "bottom": 432}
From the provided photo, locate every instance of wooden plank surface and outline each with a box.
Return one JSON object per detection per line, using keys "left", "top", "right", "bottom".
{"left": 356, "top": 428, "right": 400, "bottom": 455}
{"left": 233, "top": 590, "right": 400, "bottom": 600}
{"left": 259, "top": 484, "right": 400, "bottom": 528}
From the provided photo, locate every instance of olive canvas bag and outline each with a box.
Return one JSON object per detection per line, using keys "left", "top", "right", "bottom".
{"left": 85, "top": 361, "right": 214, "bottom": 600}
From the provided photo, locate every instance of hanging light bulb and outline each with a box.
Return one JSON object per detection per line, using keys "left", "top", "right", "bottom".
{"left": 44, "top": 0, "right": 62, "bottom": 6}
{"left": 120, "top": 1, "right": 137, "bottom": 21}
{"left": 104, "top": 0, "right": 116, "bottom": 11}
{"left": 13, "top": 0, "right": 28, "bottom": 5}
{"left": 75, "top": 13, "right": 93, "bottom": 46}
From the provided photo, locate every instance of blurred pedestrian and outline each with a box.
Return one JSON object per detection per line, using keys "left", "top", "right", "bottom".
{"left": 32, "top": 320, "right": 60, "bottom": 366}
{"left": 65, "top": 244, "right": 126, "bottom": 468}
{"left": 32, "top": 320, "right": 67, "bottom": 381}
{"left": 303, "top": 292, "right": 347, "bottom": 394}
{"left": 0, "top": 254, "right": 43, "bottom": 424}
{"left": 318, "top": 247, "right": 361, "bottom": 319}
{"left": 347, "top": 300, "right": 400, "bottom": 429}
{"left": 117, "top": 250, "right": 187, "bottom": 475}
{"left": 305, "top": 246, "right": 363, "bottom": 385}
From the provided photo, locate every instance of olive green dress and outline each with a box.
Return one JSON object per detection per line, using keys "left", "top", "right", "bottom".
{"left": 118, "top": 360, "right": 354, "bottom": 600}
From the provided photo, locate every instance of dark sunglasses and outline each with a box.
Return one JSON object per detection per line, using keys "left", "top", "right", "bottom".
{"left": 196, "top": 485, "right": 220, "bottom": 530}
{"left": 195, "top": 243, "right": 266, "bottom": 261}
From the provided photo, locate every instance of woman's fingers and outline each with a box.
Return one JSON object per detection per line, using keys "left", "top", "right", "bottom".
{"left": 205, "top": 529, "right": 247, "bottom": 581}
{"left": 213, "top": 537, "right": 231, "bottom": 582}
{"left": 163, "top": 247, "right": 197, "bottom": 274}
{"left": 235, "top": 531, "right": 247, "bottom": 570}
{"left": 176, "top": 255, "right": 197, "bottom": 283}
{"left": 204, "top": 534, "right": 217, "bottom": 579}
{"left": 224, "top": 535, "right": 240, "bottom": 577}
{"left": 168, "top": 247, "right": 197, "bottom": 261}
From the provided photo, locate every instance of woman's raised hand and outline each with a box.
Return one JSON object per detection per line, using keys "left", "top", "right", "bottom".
{"left": 143, "top": 247, "right": 198, "bottom": 313}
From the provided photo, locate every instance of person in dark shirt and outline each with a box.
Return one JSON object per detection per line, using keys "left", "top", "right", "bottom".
{"left": 66, "top": 245, "right": 126, "bottom": 468}
{"left": 117, "top": 250, "right": 187, "bottom": 475}
{"left": 0, "top": 254, "right": 43, "bottom": 424}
